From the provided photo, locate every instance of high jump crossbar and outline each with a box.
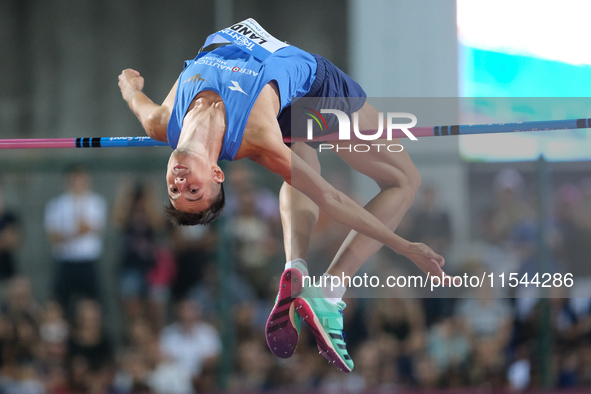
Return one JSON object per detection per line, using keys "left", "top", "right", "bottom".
{"left": 0, "top": 118, "right": 589, "bottom": 149}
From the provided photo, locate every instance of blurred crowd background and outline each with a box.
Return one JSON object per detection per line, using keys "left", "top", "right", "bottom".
{"left": 1, "top": 0, "right": 591, "bottom": 393}
{"left": 2, "top": 162, "right": 591, "bottom": 393}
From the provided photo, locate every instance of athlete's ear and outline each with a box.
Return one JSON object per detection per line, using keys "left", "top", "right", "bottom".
{"left": 212, "top": 165, "right": 225, "bottom": 183}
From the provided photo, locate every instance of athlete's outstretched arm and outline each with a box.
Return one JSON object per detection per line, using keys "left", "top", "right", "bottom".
{"left": 254, "top": 132, "right": 450, "bottom": 279}
{"left": 118, "top": 69, "right": 177, "bottom": 142}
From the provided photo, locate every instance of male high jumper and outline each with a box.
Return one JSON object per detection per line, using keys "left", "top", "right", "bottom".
{"left": 118, "top": 19, "right": 451, "bottom": 372}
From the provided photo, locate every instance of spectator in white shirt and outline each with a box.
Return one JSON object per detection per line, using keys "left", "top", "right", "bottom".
{"left": 159, "top": 299, "right": 221, "bottom": 385}
{"left": 44, "top": 165, "right": 107, "bottom": 314}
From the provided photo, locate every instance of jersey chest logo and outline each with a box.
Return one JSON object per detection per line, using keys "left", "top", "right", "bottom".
{"left": 183, "top": 73, "right": 206, "bottom": 83}
{"left": 228, "top": 81, "right": 248, "bottom": 95}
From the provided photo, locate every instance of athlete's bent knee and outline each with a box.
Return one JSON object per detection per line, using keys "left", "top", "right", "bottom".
{"left": 408, "top": 166, "right": 421, "bottom": 197}
{"left": 379, "top": 166, "right": 421, "bottom": 207}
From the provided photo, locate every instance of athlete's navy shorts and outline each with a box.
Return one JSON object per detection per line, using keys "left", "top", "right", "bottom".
{"left": 278, "top": 53, "right": 367, "bottom": 146}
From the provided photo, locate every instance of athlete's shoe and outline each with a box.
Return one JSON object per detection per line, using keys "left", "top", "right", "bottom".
{"left": 294, "top": 286, "right": 354, "bottom": 372}
{"left": 265, "top": 267, "right": 304, "bottom": 358}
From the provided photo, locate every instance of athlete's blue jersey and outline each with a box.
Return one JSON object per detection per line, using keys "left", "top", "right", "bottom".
{"left": 167, "top": 27, "right": 317, "bottom": 161}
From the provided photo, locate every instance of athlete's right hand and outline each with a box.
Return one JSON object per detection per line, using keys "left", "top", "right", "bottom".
{"left": 118, "top": 69, "right": 144, "bottom": 103}
{"left": 401, "top": 242, "right": 459, "bottom": 285}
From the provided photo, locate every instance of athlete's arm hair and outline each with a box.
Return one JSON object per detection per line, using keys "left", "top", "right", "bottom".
{"left": 164, "top": 183, "right": 225, "bottom": 226}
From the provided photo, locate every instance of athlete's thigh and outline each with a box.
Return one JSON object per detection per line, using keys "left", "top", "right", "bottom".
{"left": 334, "top": 102, "right": 418, "bottom": 188}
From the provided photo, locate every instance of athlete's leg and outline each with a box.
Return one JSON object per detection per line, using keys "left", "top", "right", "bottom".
{"left": 266, "top": 142, "right": 321, "bottom": 359}
{"left": 293, "top": 103, "right": 422, "bottom": 373}
{"left": 280, "top": 143, "right": 321, "bottom": 262}
{"left": 326, "top": 102, "right": 422, "bottom": 278}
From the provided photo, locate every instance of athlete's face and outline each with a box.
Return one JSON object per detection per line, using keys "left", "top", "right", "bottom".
{"left": 166, "top": 150, "right": 222, "bottom": 213}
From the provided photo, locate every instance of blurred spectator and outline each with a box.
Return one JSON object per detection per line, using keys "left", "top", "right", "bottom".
{"left": 512, "top": 220, "right": 560, "bottom": 276}
{"left": 348, "top": 339, "right": 382, "bottom": 390}
{"left": 159, "top": 299, "right": 221, "bottom": 389}
{"left": 377, "top": 357, "right": 401, "bottom": 391}
{"left": 66, "top": 355, "right": 90, "bottom": 393}
{"left": 488, "top": 168, "right": 534, "bottom": 244}
{"left": 225, "top": 164, "right": 281, "bottom": 299}
{"left": 319, "top": 366, "right": 366, "bottom": 393}
{"left": 578, "top": 341, "right": 591, "bottom": 387}
{"left": 39, "top": 301, "right": 69, "bottom": 368}
{"left": 576, "top": 178, "right": 591, "bottom": 233}
{"left": 143, "top": 334, "right": 193, "bottom": 394}
{"left": 38, "top": 301, "right": 69, "bottom": 394}
{"left": 113, "top": 319, "right": 178, "bottom": 394}
{"left": 557, "top": 351, "right": 579, "bottom": 388}
{"left": 469, "top": 169, "right": 531, "bottom": 299}
{"left": 225, "top": 163, "right": 281, "bottom": 226}
{"left": 0, "top": 186, "right": 20, "bottom": 285}
{"left": 39, "top": 302, "right": 68, "bottom": 346}
{"left": 474, "top": 207, "right": 521, "bottom": 279}
{"left": 367, "top": 298, "right": 425, "bottom": 384}
{"left": 4, "top": 312, "right": 39, "bottom": 367}
{"left": 230, "top": 184, "right": 280, "bottom": 298}
{"left": 145, "top": 247, "right": 176, "bottom": 330}
{"left": 507, "top": 343, "right": 532, "bottom": 391}
{"left": 113, "top": 349, "right": 152, "bottom": 393}
{"left": 426, "top": 317, "right": 470, "bottom": 379}
{"left": 412, "top": 352, "right": 440, "bottom": 388}
{"left": 233, "top": 301, "right": 261, "bottom": 344}
{"left": 44, "top": 166, "right": 107, "bottom": 314}
{"left": 112, "top": 180, "right": 170, "bottom": 329}
{"left": 455, "top": 287, "right": 513, "bottom": 382}
{"left": 126, "top": 317, "right": 155, "bottom": 351}
{"left": 0, "top": 277, "right": 43, "bottom": 394}
{"left": 0, "top": 276, "right": 40, "bottom": 320}
{"left": 409, "top": 185, "right": 453, "bottom": 255}
{"left": 402, "top": 185, "right": 456, "bottom": 328}
{"left": 67, "top": 299, "right": 113, "bottom": 373}
{"left": 189, "top": 263, "right": 257, "bottom": 322}
{"left": 228, "top": 338, "right": 274, "bottom": 392}
{"left": 169, "top": 225, "right": 216, "bottom": 302}
{"left": 552, "top": 295, "right": 588, "bottom": 350}
{"left": 0, "top": 362, "right": 46, "bottom": 394}
{"left": 554, "top": 183, "right": 591, "bottom": 316}
{"left": 0, "top": 311, "right": 44, "bottom": 394}
{"left": 84, "top": 365, "right": 114, "bottom": 394}
{"left": 456, "top": 290, "right": 512, "bottom": 342}
{"left": 280, "top": 341, "right": 324, "bottom": 391}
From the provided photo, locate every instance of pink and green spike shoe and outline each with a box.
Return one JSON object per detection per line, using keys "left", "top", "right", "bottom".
{"left": 294, "top": 286, "right": 354, "bottom": 372}
{"left": 265, "top": 265, "right": 305, "bottom": 358}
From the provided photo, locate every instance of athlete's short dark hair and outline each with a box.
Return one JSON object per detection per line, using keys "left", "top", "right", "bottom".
{"left": 164, "top": 183, "right": 225, "bottom": 226}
